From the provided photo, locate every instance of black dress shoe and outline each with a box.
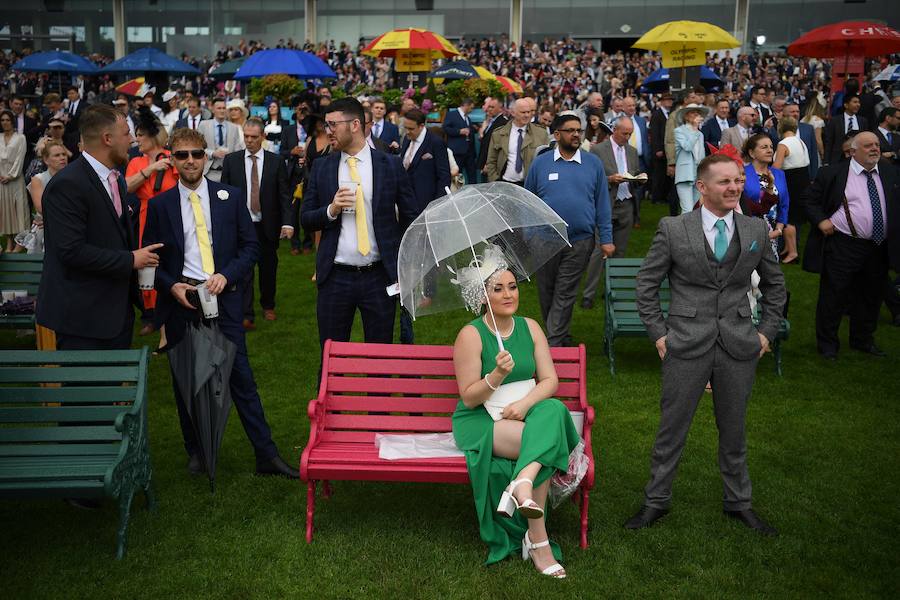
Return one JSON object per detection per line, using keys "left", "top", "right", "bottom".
{"left": 724, "top": 509, "right": 778, "bottom": 536}
{"left": 819, "top": 349, "right": 838, "bottom": 361}
{"left": 187, "top": 454, "right": 205, "bottom": 476}
{"left": 624, "top": 506, "right": 669, "bottom": 529}
{"left": 255, "top": 455, "right": 300, "bottom": 479}
{"left": 850, "top": 343, "right": 886, "bottom": 357}
{"left": 581, "top": 298, "right": 594, "bottom": 310}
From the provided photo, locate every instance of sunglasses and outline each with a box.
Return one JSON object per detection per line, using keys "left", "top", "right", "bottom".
{"left": 172, "top": 149, "right": 205, "bottom": 160}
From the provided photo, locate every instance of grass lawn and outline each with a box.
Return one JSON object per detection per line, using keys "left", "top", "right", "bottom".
{"left": 2, "top": 202, "right": 898, "bottom": 599}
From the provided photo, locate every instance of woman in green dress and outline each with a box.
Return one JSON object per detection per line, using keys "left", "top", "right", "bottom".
{"left": 452, "top": 267, "right": 580, "bottom": 577}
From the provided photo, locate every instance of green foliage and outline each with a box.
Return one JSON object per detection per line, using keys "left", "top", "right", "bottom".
{"left": 247, "top": 74, "right": 305, "bottom": 106}
{"left": 381, "top": 88, "right": 403, "bottom": 107}
{"left": 434, "top": 78, "right": 507, "bottom": 109}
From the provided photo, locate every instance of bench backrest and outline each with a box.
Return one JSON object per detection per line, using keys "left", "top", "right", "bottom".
{"left": 317, "top": 341, "right": 587, "bottom": 444}
{"left": 0, "top": 253, "right": 43, "bottom": 296}
{"left": 605, "top": 258, "right": 670, "bottom": 319}
{"left": 0, "top": 349, "right": 149, "bottom": 456}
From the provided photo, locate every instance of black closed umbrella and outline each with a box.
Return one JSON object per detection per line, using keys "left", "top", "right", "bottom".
{"left": 167, "top": 320, "right": 236, "bottom": 493}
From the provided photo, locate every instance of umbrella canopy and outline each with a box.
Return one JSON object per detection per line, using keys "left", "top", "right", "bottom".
{"left": 496, "top": 76, "right": 524, "bottom": 94}
{"left": 430, "top": 60, "right": 493, "bottom": 80}
{"left": 398, "top": 182, "right": 570, "bottom": 349}
{"left": 115, "top": 76, "right": 145, "bottom": 97}
{"left": 362, "top": 28, "right": 460, "bottom": 59}
{"left": 640, "top": 66, "right": 724, "bottom": 93}
{"left": 874, "top": 65, "right": 900, "bottom": 82}
{"left": 166, "top": 320, "right": 236, "bottom": 493}
{"left": 788, "top": 21, "right": 900, "bottom": 58}
{"left": 11, "top": 50, "right": 98, "bottom": 75}
{"left": 634, "top": 21, "right": 739, "bottom": 70}
{"left": 100, "top": 47, "right": 200, "bottom": 75}
{"left": 234, "top": 48, "right": 336, "bottom": 80}
{"left": 210, "top": 56, "right": 248, "bottom": 80}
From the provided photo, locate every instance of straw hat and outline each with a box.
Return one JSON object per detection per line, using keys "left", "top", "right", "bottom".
{"left": 673, "top": 103, "right": 711, "bottom": 126}
{"left": 226, "top": 98, "right": 249, "bottom": 119}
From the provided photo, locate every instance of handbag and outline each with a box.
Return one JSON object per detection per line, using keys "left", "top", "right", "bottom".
{"left": 483, "top": 378, "right": 536, "bottom": 421}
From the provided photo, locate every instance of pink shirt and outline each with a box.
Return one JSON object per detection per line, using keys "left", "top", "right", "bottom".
{"left": 830, "top": 159, "right": 887, "bottom": 240}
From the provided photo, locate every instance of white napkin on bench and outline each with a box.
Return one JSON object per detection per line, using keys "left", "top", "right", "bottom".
{"left": 375, "top": 432, "right": 464, "bottom": 460}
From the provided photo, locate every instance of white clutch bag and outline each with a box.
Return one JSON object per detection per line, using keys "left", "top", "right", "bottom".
{"left": 483, "top": 378, "right": 536, "bottom": 421}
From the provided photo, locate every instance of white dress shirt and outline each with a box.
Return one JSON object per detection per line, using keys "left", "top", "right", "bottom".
{"left": 15, "top": 112, "right": 24, "bottom": 134}
{"left": 188, "top": 115, "right": 201, "bottom": 130}
{"left": 81, "top": 150, "right": 116, "bottom": 202}
{"left": 717, "top": 117, "right": 730, "bottom": 132}
{"left": 334, "top": 144, "right": 380, "bottom": 266}
{"left": 404, "top": 126, "right": 426, "bottom": 169}
{"left": 243, "top": 149, "right": 264, "bottom": 222}
{"left": 178, "top": 179, "right": 214, "bottom": 281}
{"left": 372, "top": 119, "right": 384, "bottom": 140}
{"left": 553, "top": 147, "right": 582, "bottom": 163}
{"left": 844, "top": 112, "right": 859, "bottom": 133}
{"left": 503, "top": 124, "right": 527, "bottom": 181}
{"left": 701, "top": 205, "right": 734, "bottom": 253}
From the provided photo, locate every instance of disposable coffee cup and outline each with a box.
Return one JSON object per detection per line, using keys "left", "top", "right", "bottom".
{"left": 338, "top": 180, "right": 358, "bottom": 213}
{"left": 138, "top": 266, "right": 156, "bottom": 290}
{"left": 196, "top": 283, "right": 219, "bottom": 319}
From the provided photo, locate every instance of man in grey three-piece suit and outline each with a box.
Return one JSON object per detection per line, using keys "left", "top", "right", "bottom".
{"left": 197, "top": 98, "right": 245, "bottom": 181}
{"left": 625, "top": 154, "right": 787, "bottom": 536}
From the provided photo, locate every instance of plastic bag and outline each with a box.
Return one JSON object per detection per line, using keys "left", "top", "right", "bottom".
{"left": 548, "top": 440, "right": 589, "bottom": 508}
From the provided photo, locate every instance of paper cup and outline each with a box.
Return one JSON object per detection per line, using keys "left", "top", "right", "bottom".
{"left": 196, "top": 283, "right": 219, "bottom": 319}
{"left": 339, "top": 180, "right": 358, "bottom": 213}
{"left": 138, "top": 266, "right": 156, "bottom": 290}
{"left": 1, "top": 290, "right": 14, "bottom": 302}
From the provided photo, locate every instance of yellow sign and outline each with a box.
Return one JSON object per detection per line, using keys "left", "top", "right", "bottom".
{"left": 661, "top": 45, "right": 706, "bottom": 68}
{"left": 395, "top": 50, "right": 431, "bottom": 72}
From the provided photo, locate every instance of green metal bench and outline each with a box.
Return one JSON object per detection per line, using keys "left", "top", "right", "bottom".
{"left": 603, "top": 258, "right": 790, "bottom": 376}
{"left": 0, "top": 253, "right": 42, "bottom": 330}
{"left": 0, "top": 348, "right": 154, "bottom": 559}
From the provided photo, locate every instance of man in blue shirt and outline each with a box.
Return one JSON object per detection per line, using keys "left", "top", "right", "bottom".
{"left": 525, "top": 113, "right": 615, "bottom": 346}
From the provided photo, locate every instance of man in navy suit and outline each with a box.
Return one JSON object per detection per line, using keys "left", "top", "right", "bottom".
{"left": 370, "top": 97, "right": 400, "bottom": 153}
{"left": 398, "top": 108, "right": 451, "bottom": 343}
{"left": 143, "top": 127, "right": 298, "bottom": 479}
{"left": 443, "top": 98, "right": 477, "bottom": 184}
{"left": 173, "top": 97, "right": 207, "bottom": 131}
{"left": 300, "top": 98, "right": 418, "bottom": 349}
{"left": 701, "top": 99, "right": 736, "bottom": 152}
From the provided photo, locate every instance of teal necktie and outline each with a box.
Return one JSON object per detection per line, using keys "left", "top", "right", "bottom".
{"left": 714, "top": 219, "right": 728, "bottom": 262}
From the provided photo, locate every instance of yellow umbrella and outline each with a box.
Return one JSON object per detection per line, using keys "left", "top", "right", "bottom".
{"left": 633, "top": 20, "right": 739, "bottom": 71}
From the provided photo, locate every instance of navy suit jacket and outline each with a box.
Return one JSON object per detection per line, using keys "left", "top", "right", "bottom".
{"left": 375, "top": 120, "right": 400, "bottom": 149}
{"left": 443, "top": 109, "right": 474, "bottom": 156}
{"left": 399, "top": 131, "right": 451, "bottom": 227}
{"left": 798, "top": 122, "right": 820, "bottom": 180}
{"left": 701, "top": 117, "right": 736, "bottom": 152}
{"left": 629, "top": 114, "right": 652, "bottom": 170}
{"left": 143, "top": 179, "right": 259, "bottom": 345}
{"left": 174, "top": 115, "right": 207, "bottom": 131}
{"left": 300, "top": 149, "right": 418, "bottom": 287}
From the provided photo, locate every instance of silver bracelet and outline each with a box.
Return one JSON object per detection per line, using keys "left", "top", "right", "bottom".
{"left": 484, "top": 373, "right": 499, "bottom": 391}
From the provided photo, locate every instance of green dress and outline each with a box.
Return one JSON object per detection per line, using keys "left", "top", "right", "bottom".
{"left": 451, "top": 316, "right": 580, "bottom": 565}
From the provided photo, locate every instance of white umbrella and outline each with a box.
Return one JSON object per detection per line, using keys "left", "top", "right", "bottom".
{"left": 398, "top": 182, "right": 570, "bottom": 350}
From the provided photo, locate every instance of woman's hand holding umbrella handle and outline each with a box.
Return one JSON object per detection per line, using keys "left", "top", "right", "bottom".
{"left": 494, "top": 350, "right": 514, "bottom": 382}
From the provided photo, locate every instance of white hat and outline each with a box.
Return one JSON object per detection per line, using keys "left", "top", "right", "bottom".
{"left": 673, "top": 103, "right": 711, "bottom": 127}
{"left": 226, "top": 98, "right": 249, "bottom": 119}
{"left": 162, "top": 90, "right": 178, "bottom": 103}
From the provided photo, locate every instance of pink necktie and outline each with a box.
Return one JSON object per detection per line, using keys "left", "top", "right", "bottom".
{"left": 107, "top": 171, "right": 123, "bottom": 217}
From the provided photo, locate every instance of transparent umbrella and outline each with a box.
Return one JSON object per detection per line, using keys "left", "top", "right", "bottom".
{"left": 398, "top": 182, "right": 570, "bottom": 350}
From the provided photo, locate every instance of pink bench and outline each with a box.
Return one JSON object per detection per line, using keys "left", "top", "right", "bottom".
{"left": 300, "top": 340, "right": 596, "bottom": 548}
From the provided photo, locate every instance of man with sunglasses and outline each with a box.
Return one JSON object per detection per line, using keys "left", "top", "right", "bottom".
{"left": 301, "top": 97, "right": 417, "bottom": 350}
{"left": 143, "top": 127, "right": 299, "bottom": 479}
{"left": 525, "top": 112, "right": 614, "bottom": 347}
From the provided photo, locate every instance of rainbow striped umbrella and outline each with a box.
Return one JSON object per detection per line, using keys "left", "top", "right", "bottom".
{"left": 362, "top": 28, "right": 460, "bottom": 59}
{"left": 496, "top": 76, "right": 524, "bottom": 94}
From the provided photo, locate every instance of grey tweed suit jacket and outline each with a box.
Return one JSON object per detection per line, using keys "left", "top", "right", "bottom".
{"left": 635, "top": 209, "right": 786, "bottom": 361}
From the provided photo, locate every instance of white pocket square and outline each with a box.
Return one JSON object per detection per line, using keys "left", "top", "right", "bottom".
{"left": 421, "top": 153, "right": 433, "bottom": 160}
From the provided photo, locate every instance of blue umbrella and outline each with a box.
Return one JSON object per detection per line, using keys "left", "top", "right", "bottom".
{"left": 429, "top": 60, "right": 480, "bottom": 80}
{"left": 100, "top": 47, "right": 199, "bottom": 75}
{"left": 233, "top": 49, "right": 336, "bottom": 80}
{"left": 640, "top": 66, "right": 724, "bottom": 93}
{"left": 11, "top": 50, "right": 98, "bottom": 75}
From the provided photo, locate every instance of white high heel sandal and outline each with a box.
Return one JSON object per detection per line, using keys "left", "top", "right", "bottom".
{"left": 522, "top": 531, "right": 566, "bottom": 579}
{"left": 496, "top": 478, "right": 544, "bottom": 519}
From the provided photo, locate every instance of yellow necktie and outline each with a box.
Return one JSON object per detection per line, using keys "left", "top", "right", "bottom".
{"left": 346, "top": 156, "right": 370, "bottom": 256}
{"left": 189, "top": 191, "right": 215, "bottom": 274}
{"left": 628, "top": 118, "right": 638, "bottom": 149}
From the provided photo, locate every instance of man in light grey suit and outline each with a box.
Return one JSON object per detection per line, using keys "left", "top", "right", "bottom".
{"left": 198, "top": 97, "right": 244, "bottom": 181}
{"left": 625, "top": 154, "right": 786, "bottom": 536}
{"left": 582, "top": 116, "right": 643, "bottom": 308}
{"left": 719, "top": 106, "right": 758, "bottom": 151}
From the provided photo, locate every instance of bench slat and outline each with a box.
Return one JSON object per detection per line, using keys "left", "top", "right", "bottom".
{"left": 0, "top": 387, "right": 137, "bottom": 404}
{"left": 327, "top": 357, "right": 583, "bottom": 379}
{"left": 0, "top": 366, "right": 140, "bottom": 383}
{"left": 324, "top": 413, "right": 453, "bottom": 432}
{"left": 0, "top": 426, "right": 122, "bottom": 443}
{"left": 326, "top": 396, "right": 460, "bottom": 413}
{"left": 0, "top": 406, "right": 129, "bottom": 423}
{"left": 0, "top": 443, "right": 121, "bottom": 457}
{"left": 0, "top": 456, "right": 114, "bottom": 481}
{"left": 0, "top": 350, "right": 145, "bottom": 365}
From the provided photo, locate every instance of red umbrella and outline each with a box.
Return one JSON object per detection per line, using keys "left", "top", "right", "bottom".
{"left": 788, "top": 21, "right": 900, "bottom": 58}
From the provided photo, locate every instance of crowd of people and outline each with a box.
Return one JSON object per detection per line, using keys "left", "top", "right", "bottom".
{"left": 1, "top": 37, "right": 898, "bottom": 575}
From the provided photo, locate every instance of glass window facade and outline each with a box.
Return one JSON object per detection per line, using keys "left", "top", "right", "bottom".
{"left": 0, "top": 0, "right": 894, "bottom": 55}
